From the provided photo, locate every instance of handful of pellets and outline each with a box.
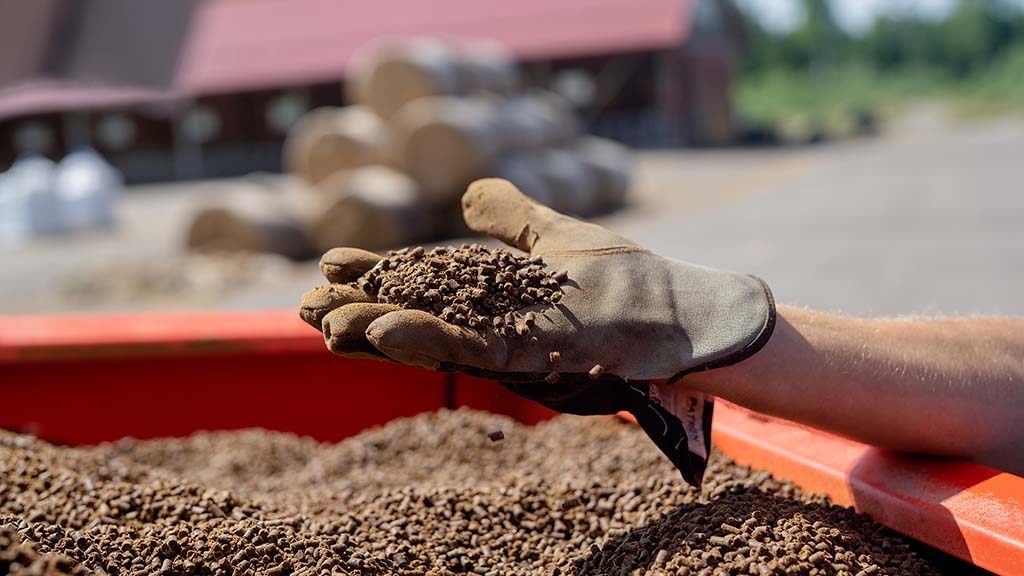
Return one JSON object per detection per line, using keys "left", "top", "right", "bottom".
{"left": 359, "top": 244, "right": 566, "bottom": 337}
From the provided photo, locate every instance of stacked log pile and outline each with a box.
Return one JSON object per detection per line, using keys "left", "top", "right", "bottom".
{"left": 187, "top": 39, "right": 632, "bottom": 258}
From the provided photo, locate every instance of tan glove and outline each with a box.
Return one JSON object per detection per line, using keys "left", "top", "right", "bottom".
{"left": 299, "top": 179, "right": 775, "bottom": 485}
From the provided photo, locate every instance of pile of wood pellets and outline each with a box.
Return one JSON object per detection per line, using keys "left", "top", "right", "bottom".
{"left": 360, "top": 244, "right": 564, "bottom": 337}
{"left": 1, "top": 410, "right": 956, "bottom": 576}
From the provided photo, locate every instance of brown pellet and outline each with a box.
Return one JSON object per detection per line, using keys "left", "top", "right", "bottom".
{"left": 359, "top": 245, "right": 565, "bottom": 335}
{"left": 0, "top": 411, "right": 944, "bottom": 576}
{"left": 487, "top": 430, "right": 505, "bottom": 442}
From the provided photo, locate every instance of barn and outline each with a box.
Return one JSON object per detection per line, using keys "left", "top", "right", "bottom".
{"left": 0, "top": 0, "right": 742, "bottom": 183}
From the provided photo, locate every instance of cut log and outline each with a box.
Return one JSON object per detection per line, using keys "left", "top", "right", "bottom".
{"left": 493, "top": 153, "right": 556, "bottom": 209}
{"left": 347, "top": 38, "right": 463, "bottom": 119}
{"left": 312, "top": 166, "right": 437, "bottom": 251}
{"left": 455, "top": 41, "right": 520, "bottom": 95}
{"left": 348, "top": 38, "right": 523, "bottom": 119}
{"left": 284, "top": 106, "right": 385, "bottom": 185}
{"left": 186, "top": 178, "right": 315, "bottom": 260}
{"left": 393, "top": 93, "right": 579, "bottom": 203}
{"left": 392, "top": 97, "right": 504, "bottom": 203}
{"left": 575, "top": 136, "right": 632, "bottom": 211}
{"left": 497, "top": 91, "right": 578, "bottom": 149}
{"left": 535, "top": 149, "right": 600, "bottom": 217}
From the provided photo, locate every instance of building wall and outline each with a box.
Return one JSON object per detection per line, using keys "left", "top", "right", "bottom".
{"left": 0, "top": 0, "right": 67, "bottom": 86}
{"left": 1, "top": 81, "right": 349, "bottom": 182}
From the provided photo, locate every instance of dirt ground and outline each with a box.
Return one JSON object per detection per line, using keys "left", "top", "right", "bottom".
{"left": 2, "top": 106, "right": 1022, "bottom": 317}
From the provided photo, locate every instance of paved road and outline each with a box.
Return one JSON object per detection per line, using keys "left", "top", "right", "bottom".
{"left": 618, "top": 111, "right": 1024, "bottom": 317}
{"left": 2, "top": 108, "right": 1022, "bottom": 317}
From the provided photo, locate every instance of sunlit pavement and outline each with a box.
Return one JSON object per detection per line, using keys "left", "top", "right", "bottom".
{"left": 610, "top": 109, "right": 1024, "bottom": 317}
{"left": 2, "top": 107, "right": 1023, "bottom": 317}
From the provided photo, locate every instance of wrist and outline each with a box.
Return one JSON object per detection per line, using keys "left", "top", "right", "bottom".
{"left": 677, "top": 305, "right": 797, "bottom": 399}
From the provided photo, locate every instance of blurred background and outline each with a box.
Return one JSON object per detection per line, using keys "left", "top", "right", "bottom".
{"left": 0, "top": 0, "right": 1022, "bottom": 317}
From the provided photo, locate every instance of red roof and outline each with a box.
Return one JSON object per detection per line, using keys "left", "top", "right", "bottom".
{"left": 0, "top": 0, "right": 689, "bottom": 119}
{"left": 178, "top": 0, "right": 689, "bottom": 94}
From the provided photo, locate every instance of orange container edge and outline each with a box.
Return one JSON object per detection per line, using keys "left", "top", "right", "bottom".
{"left": 1, "top": 311, "right": 1020, "bottom": 575}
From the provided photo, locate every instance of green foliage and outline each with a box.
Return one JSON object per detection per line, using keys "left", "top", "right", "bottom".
{"left": 940, "top": 1, "right": 996, "bottom": 75}
{"left": 735, "top": 0, "right": 1024, "bottom": 128}
{"left": 736, "top": 64, "right": 947, "bottom": 137}
{"left": 950, "top": 41, "right": 1024, "bottom": 114}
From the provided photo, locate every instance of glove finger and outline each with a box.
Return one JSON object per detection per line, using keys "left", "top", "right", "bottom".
{"left": 461, "top": 178, "right": 634, "bottom": 253}
{"left": 322, "top": 302, "right": 403, "bottom": 359}
{"left": 319, "top": 247, "right": 383, "bottom": 283}
{"left": 298, "top": 284, "right": 374, "bottom": 329}
{"left": 366, "top": 309, "right": 507, "bottom": 370}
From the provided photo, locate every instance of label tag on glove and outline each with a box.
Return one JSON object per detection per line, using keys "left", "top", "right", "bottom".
{"left": 624, "top": 383, "right": 713, "bottom": 487}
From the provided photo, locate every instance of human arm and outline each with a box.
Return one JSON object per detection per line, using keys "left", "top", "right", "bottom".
{"left": 298, "top": 179, "right": 1022, "bottom": 479}
{"left": 299, "top": 179, "right": 775, "bottom": 485}
{"left": 680, "top": 306, "right": 1024, "bottom": 474}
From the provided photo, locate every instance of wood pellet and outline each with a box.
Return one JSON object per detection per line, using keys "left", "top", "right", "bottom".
{"left": 360, "top": 244, "right": 564, "bottom": 337}
{"left": 0, "top": 410, "right": 949, "bottom": 576}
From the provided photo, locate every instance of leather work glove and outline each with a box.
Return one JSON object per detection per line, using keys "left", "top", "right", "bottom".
{"left": 299, "top": 178, "right": 775, "bottom": 486}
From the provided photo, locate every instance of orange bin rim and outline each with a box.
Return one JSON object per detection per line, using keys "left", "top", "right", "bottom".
{"left": 0, "top": 310, "right": 321, "bottom": 362}
{"left": 1, "top": 310, "right": 1022, "bottom": 575}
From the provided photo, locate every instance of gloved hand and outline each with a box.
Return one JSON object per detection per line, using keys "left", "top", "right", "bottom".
{"left": 299, "top": 179, "right": 775, "bottom": 485}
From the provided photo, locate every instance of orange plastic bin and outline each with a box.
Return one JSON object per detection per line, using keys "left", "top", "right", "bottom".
{"left": 1, "top": 311, "right": 1021, "bottom": 575}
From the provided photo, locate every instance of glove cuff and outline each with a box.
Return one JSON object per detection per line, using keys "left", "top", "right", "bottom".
{"left": 666, "top": 274, "right": 776, "bottom": 386}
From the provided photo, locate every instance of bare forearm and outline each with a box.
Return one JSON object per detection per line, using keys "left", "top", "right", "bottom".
{"left": 685, "top": 306, "right": 1024, "bottom": 471}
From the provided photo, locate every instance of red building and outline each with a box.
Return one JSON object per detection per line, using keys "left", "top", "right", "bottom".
{"left": 0, "top": 0, "right": 742, "bottom": 183}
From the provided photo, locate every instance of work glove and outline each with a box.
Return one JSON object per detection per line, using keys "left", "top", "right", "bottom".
{"left": 299, "top": 179, "right": 775, "bottom": 485}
